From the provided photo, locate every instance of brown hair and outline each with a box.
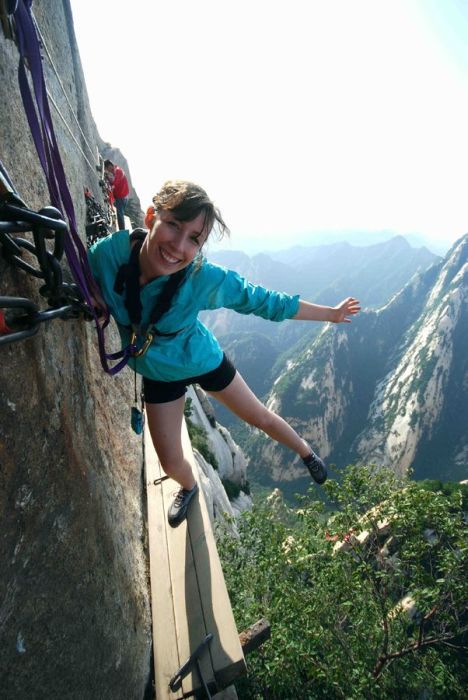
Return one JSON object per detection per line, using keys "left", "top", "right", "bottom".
{"left": 148, "top": 180, "right": 230, "bottom": 241}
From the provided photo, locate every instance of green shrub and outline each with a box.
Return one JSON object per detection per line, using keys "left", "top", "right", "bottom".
{"left": 219, "top": 465, "right": 468, "bottom": 699}
{"left": 241, "top": 480, "right": 251, "bottom": 496}
{"left": 222, "top": 478, "right": 241, "bottom": 501}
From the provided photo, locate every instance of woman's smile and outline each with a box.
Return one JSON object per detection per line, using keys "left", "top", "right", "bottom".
{"left": 139, "top": 210, "right": 208, "bottom": 283}
{"left": 159, "top": 246, "right": 182, "bottom": 265}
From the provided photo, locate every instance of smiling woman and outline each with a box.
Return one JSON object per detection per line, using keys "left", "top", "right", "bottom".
{"left": 88, "top": 180, "right": 360, "bottom": 527}
{"left": 140, "top": 181, "right": 229, "bottom": 281}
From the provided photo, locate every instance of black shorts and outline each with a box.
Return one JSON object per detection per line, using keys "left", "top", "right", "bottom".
{"left": 143, "top": 353, "right": 237, "bottom": 404}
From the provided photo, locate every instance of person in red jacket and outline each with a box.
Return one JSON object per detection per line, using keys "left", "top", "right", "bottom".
{"left": 104, "top": 159, "right": 130, "bottom": 231}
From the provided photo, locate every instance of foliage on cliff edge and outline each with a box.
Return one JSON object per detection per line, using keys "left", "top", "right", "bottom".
{"left": 219, "top": 466, "right": 467, "bottom": 699}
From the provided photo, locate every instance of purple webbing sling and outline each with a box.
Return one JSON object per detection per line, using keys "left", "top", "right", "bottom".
{"left": 12, "top": 0, "right": 131, "bottom": 374}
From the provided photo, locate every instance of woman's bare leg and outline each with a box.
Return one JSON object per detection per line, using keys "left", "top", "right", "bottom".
{"left": 208, "top": 372, "right": 311, "bottom": 458}
{"left": 145, "top": 397, "right": 196, "bottom": 491}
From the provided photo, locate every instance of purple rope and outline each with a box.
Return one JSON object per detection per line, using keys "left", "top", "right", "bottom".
{"left": 12, "top": 1, "right": 128, "bottom": 374}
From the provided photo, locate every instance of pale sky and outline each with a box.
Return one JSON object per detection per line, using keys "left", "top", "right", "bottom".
{"left": 70, "top": 0, "right": 468, "bottom": 254}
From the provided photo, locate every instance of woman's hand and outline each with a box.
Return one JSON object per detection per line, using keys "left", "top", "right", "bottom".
{"left": 330, "top": 297, "right": 361, "bottom": 323}
{"left": 294, "top": 297, "right": 361, "bottom": 323}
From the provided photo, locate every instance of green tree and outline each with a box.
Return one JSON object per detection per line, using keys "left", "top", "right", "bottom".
{"left": 219, "top": 466, "right": 467, "bottom": 699}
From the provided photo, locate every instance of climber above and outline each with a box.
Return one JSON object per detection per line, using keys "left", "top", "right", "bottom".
{"left": 104, "top": 159, "right": 129, "bottom": 231}
{"left": 87, "top": 181, "right": 361, "bottom": 527}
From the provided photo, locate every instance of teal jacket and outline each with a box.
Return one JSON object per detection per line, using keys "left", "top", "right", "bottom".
{"left": 88, "top": 230, "right": 300, "bottom": 382}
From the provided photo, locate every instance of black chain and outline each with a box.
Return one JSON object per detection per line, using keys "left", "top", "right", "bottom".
{"left": 84, "top": 187, "right": 111, "bottom": 247}
{"left": 0, "top": 197, "right": 92, "bottom": 345}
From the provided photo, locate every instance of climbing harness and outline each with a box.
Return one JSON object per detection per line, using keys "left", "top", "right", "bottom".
{"left": 113, "top": 229, "right": 191, "bottom": 359}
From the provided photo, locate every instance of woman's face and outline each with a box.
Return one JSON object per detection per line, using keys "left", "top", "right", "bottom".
{"left": 144, "top": 209, "right": 208, "bottom": 277}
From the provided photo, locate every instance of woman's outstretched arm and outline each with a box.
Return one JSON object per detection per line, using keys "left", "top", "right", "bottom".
{"left": 293, "top": 297, "right": 361, "bottom": 323}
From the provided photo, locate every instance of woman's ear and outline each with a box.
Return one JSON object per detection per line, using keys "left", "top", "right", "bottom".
{"left": 145, "top": 206, "right": 156, "bottom": 230}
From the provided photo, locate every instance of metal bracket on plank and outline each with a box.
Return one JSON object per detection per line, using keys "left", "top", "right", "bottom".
{"left": 169, "top": 633, "right": 214, "bottom": 699}
{"left": 148, "top": 474, "right": 170, "bottom": 487}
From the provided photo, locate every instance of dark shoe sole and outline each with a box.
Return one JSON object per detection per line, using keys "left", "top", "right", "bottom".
{"left": 302, "top": 452, "right": 327, "bottom": 485}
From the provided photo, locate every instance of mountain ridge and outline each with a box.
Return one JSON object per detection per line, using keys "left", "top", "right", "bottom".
{"left": 246, "top": 234, "right": 467, "bottom": 483}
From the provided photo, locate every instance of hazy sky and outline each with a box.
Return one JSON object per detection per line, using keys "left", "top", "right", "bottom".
{"left": 70, "top": 0, "right": 468, "bottom": 254}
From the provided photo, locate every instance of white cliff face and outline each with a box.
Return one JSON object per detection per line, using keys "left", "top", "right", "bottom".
{"left": 192, "top": 450, "right": 253, "bottom": 536}
{"left": 192, "top": 450, "right": 239, "bottom": 536}
{"left": 267, "top": 327, "right": 351, "bottom": 473}
{"left": 186, "top": 386, "right": 252, "bottom": 520}
{"left": 299, "top": 331, "right": 350, "bottom": 459}
{"left": 354, "top": 243, "right": 468, "bottom": 475}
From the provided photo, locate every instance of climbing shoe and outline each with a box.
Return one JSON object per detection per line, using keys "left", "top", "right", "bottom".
{"left": 168, "top": 483, "right": 199, "bottom": 528}
{"left": 302, "top": 451, "right": 327, "bottom": 485}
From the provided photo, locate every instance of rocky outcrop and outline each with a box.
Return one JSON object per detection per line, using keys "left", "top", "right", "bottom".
{"left": 354, "top": 235, "right": 468, "bottom": 479}
{"left": 187, "top": 386, "right": 252, "bottom": 527}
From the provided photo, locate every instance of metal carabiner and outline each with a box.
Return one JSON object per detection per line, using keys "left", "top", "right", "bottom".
{"left": 130, "top": 331, "right": 154, "bottom": 358}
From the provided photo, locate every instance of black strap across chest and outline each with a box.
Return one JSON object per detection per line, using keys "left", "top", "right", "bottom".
{"left": 113, "top": 229, "right": 189, "bottom": 337}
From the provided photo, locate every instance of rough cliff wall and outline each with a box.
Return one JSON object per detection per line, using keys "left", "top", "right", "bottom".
{"left": 0, "top": 2, "right": 151, "bottom": 697}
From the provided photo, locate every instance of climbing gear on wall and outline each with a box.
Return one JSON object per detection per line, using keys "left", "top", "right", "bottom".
{"left": 0, "top": 167, "right": 91, "bottom": 344}
{"left": 0, "top": 1, "right": 17, "bottom": 39}
{"left": 2, "top": 1, "right": 130, "bottom": 374}
{"left": 0, "top": 296, "right": 80, "bottom": 345}
{"left": 84, "top": 188, "right": 110, "bottom": 247}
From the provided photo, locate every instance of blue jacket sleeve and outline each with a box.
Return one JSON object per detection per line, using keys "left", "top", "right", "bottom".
{"left": 87, "top": 242, "right": 101, "bottom": 283}
{"left": 200, "top": 262, "right": 300, "bottom": 321}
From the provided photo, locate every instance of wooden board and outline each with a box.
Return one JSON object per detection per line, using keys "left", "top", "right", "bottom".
{"left": 145, "top": 420, "right": 246, "bottom": 699}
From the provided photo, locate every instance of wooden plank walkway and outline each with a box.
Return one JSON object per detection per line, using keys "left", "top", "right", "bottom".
{"left": 144, "top": 420, "right": 246, "bottom": 699}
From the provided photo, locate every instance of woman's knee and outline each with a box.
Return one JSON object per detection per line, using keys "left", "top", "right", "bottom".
{"left": 151, "top": 439, "right": 185, "bottom": 473}
{"left": 249, "top": 406, "right": 277, "bottom": 432}
{"left": 158, "top": 453, "right": 184, "bottom": 476}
